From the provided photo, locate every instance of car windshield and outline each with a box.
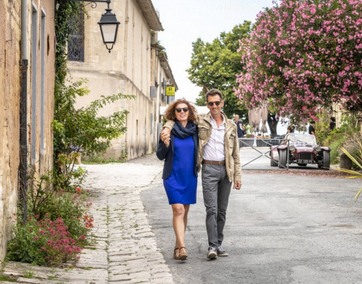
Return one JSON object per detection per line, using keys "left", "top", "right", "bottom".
{"left": 287, "top": 133, "right": 316, "bottom": 145}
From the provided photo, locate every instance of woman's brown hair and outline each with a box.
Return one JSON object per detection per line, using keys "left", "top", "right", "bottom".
{"left": 164, "top": 99, "right": 197, "bottom": 122}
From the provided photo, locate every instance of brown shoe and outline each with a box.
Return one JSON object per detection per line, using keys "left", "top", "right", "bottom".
{"left": 173, "top": 247, "right": 179, "bottom": 260}
{"left": 178, "top": 247, "right": 188, "bottom": 260}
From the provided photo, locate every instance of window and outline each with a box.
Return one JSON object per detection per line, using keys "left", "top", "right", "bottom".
{"left": 68, "top": 9, "right": 84, "bottom": 61}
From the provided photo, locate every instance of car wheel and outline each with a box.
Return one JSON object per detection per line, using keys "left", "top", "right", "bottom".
{"left": 270, "top": 151, "right": 278, "bottom": 167}
{"left": 278, "top": 150, "right": 287, "bottom": 168}
{"left": 322, "top": 151, "right": 330, "bottom": 170}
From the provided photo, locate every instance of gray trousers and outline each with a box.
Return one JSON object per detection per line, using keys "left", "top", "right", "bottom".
{"left": 202, "top": 164, "right": 232, "bottom": 248}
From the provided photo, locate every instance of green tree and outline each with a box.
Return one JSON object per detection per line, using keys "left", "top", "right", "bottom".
{"left": 187, "top": 22, "right": 252, "bottom": 118}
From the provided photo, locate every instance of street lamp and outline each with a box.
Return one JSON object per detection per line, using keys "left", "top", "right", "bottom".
{"left": 73, "top": 0, "right": 120, "bottom": 52}
{"left": 98, "top": 7, "right": 120, "bottom": 52}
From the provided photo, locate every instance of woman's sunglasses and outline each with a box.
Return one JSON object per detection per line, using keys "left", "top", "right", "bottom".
{"left": 207, "top": 101, "right": 221, "bottom": 106}
{"left": 175, "top": 107, "right": 189, "bottom": 113}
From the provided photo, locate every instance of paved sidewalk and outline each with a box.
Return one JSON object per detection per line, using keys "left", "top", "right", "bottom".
{"left": 1, "top": 154, "right": 174, "bottom": 283}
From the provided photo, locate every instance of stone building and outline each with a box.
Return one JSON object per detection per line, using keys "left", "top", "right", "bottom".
{"left": 0, "top": 0, "right": 55, "bottom": 262}
{"left": 68, "top": 0, "right": 177, "bottom": 161}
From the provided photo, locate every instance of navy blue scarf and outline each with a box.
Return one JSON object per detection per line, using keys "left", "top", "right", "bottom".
{"left": 172, "top": 121, "right": 197, "bottom": 139}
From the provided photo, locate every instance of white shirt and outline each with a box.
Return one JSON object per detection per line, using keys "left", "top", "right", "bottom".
{"left": 203, "top": 116, "right": 225, "bottom": 161}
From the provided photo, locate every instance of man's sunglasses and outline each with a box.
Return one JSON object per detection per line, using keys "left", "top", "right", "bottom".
{"left": 175, "top": 107, "right": 189, "bottom": 113}
{"left": 207, "top": 101, "right": 221, "bottom": 106}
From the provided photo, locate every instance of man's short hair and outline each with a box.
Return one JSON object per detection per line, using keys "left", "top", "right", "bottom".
{"left": 205, "top": 89, "right": 223, "bottom": 101}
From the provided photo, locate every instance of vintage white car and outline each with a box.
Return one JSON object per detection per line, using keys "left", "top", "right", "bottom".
{"left": 270, "top": 133, "right": 331, "bottom": 169}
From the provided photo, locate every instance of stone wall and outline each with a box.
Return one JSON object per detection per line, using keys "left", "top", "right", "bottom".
{"left": 0, "top": 0, "right": 55, "bottom": 262}
{"left": 0, "top": 0, "right": 22, "bottom": 262}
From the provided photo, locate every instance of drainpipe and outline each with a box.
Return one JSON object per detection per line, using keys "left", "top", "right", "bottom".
{"left": 20, "top": 0, "right": 28, "bottom": 224}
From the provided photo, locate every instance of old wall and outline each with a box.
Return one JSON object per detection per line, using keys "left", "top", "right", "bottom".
{"left": 0, "top": 0, "right": 21, "bottom": 262}
{"left": 0, "top": 0, "right": 55, "bottom": 262}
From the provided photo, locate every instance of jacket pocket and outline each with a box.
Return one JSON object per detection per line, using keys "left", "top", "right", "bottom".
{"left": 198, "top": 125, "right": 209, "bottom": 140}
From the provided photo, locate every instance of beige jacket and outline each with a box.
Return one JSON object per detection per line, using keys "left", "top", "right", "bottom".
{"left": 164, "top": 112, "right": 241, "bottom": 183}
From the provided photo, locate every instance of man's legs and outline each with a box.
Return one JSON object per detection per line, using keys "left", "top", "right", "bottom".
{"left": 217, "top": 176, "right": 231, "bottom": 246}
{"left": 202, "top": 164, "right": 231, "bottom": 259}
{"left": 202, "top": 165, "right": 220, "bottom": 249}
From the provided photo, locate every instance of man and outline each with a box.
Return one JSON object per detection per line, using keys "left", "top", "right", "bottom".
{"left": 308, "top": 120, "right": 316, "bottom": 135}
{"left": 233, "top": 114, "right": 245, "bottom": 138}
{"left": 161, "top": 89, "right": 242, "bottom": 260}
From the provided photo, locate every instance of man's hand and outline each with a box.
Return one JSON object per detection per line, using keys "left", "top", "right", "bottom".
{"left": 234, "top": 181, "right": 241, "bottom": 190}
{"left": 161, "top": 127, "right": 171, "bottom": 146}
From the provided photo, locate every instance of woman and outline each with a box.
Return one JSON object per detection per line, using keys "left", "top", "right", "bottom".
{"left": 156, "top": 99, "right": 198, "bottom": 261}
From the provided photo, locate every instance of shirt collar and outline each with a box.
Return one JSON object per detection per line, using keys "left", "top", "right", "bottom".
{"left": 210, "top": 115, "right": 225, "bottom": 128}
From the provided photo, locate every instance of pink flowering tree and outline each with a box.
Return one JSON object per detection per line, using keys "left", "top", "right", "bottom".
{"left": 236, "top": 0, "right": 362, "bottom": 122}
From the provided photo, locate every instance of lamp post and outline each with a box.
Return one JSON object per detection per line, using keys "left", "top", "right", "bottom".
{"left": 73, "top": 0, "right": 120, "bottom": 52}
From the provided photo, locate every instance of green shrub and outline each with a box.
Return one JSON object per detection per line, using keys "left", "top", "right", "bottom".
{"left": 318, "top": 112, "right": 361, "bottom": 165}
{"left": 8, "top": 171, "right": 93, "bottom": 266}
{"left": 7, "top": 218, "right": 47, "bottom": 265}
{"left": 339, "top": 139, "right": 362, "bottom": 201}
{"left": 46, "top": 188, "right": 93, "bottom": 245}
{"left": 329, "top": 136, "right": 345, "bottom": 164}
{"left": 7, "top": 216, "right": 82, "bottom": 266}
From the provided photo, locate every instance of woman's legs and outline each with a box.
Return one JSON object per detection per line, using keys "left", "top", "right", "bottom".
{"left": 172, "top": 204, "right": 189, "bottom": 259}
{"left": 172, "top": 204, "right": 186, "bottom": 248}
{"left": 183, "top": 205, "right": 190, "bottom": 231}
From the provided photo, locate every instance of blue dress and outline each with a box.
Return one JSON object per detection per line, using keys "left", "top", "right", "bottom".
{"left": 164, "top": 135, "right": 197, "bottom": 204}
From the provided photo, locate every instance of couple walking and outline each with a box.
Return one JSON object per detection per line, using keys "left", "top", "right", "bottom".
{"left": 156, "top": 89, "right": 242, "bottom": 261}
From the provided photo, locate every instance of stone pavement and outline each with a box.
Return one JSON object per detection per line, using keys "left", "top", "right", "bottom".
{"left": 1, "top": 154, "right": 174, "bottom": 283}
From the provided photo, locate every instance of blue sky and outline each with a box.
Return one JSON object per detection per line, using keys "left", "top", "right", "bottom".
{"left": 152, "top": 0, "right": 274, "bottom": 103}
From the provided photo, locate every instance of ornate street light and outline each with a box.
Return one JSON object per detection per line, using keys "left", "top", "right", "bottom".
{"left": 98, "top": 7, "right": 120, "bottom": 52}
{"left": 73, "top": 0, "right": 120, "bottom": 52}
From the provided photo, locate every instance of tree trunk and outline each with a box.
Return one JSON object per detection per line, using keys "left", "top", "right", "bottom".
{"left": 267, "top": 113, "right": 278, "bottom": 138}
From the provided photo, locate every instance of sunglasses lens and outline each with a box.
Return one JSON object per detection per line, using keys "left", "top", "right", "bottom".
{"left": 208, "top": 101, "right": 221, "bottom": 106}
{"left": 176, "top": 108, "right": 189, "bottom": 113}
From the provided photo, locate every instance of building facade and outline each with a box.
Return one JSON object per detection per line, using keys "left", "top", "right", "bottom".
{"left": 68, "top": 0, "right": 176, "bottom": 161}
{"left": 0, "top": 0, "right": 55, "bottom": 262}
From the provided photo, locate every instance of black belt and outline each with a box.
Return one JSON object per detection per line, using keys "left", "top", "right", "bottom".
{"left": 202, "top": 160, "right": 225, "bottom": 165}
